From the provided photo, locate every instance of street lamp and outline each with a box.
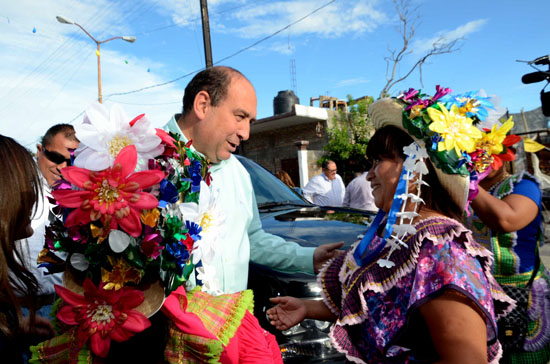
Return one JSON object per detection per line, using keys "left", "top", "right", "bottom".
{"left": 56, "top": 15, "right": 136, "bottom": 103}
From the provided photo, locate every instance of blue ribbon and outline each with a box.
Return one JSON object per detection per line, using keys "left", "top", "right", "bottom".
{"left": 353, "top": 162, "right": 410, "bottom": 266}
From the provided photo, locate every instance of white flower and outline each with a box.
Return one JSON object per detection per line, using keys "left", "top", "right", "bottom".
{"left": 70, "top": 253, "right": 89, "bottom": 271}
{"left": 177, "top": 181, "right": 225, "bottom": 293}
{"left": 73, "top": 102, "right": 164, "bottom": 171}
{"left": 196, "top": 265, "right": 223, "bottom": 296}
{"left": 109, "top": 229, "right": 132, "bottom": 253}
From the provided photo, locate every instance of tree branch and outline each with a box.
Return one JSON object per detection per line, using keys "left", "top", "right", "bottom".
{"left": 379, "top": 0, "right": 462, "bottom": 98}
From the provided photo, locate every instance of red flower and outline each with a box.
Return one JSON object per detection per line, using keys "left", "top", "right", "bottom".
{"left": 55, "top": 278, "right": 151, "bottom": 358}
{"left": 52, "top": 145, "right": 164, "bottom": 237}
{"left": 491, "top": 134, "right": 522, "bottom": 170}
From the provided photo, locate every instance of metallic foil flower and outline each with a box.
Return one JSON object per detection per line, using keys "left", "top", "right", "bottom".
{"left": 55, "top": 278, "right": 150, "bottom": 358}
{"left": 101, "top": 256, "right": 141, "bottom": 290}
{"left": 427, "top": 103, "right": 482, "bottom": 155}
{"left": 440, "top": 90, "right": 495, "bottom": 121}
{"left": 52, "top": 145, "right": 165, "bottom": 238}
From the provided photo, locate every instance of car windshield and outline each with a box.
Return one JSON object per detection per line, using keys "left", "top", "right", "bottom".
{"left": 236, "top": 155, "right": 309, "bottom": 207}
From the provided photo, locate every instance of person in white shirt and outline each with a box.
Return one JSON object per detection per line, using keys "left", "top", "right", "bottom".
{"left": 18, "top": 124, "right": 78, "bottom": 312}
{"left": 343, "top": 171, "right": 378, "bottom": 212}
{"left": 164, "top": 67, "right": 343, "bottom": 294}
{"left": 302, "top": 160, "right": 345, "bottom": 206}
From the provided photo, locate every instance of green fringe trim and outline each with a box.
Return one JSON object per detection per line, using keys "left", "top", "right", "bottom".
{"left": 29, "top": 331, "right": 94, "bottom": 364}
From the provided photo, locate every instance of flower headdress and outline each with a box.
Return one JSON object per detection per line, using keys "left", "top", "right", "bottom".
{"left": 355, "top": 87, "right": 521, "bottom": 268}
{"left": 40, "top": 103, "right": 223, "bottom": 358}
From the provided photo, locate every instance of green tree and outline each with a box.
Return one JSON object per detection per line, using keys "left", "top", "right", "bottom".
{"left": 319, "top": 95, "right": 375, "bottom": 184}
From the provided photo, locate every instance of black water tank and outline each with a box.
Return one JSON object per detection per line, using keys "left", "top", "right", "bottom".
{"left": 273, "top": 90, "right": 299, "bottom": 115}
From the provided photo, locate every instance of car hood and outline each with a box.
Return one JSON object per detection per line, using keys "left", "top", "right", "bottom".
{"left": 260, "top": 206, "right": 372, "bottom": 248}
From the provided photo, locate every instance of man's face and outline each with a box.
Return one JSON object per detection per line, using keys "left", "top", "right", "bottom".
{"left": 323, "top": 162, "right": 338, "bottom": 181}
{"left": 36, "top": 133, "right": 79, "bottom": 186}
{"left": 195, "top": 76, "right": 257, "bottom": 163}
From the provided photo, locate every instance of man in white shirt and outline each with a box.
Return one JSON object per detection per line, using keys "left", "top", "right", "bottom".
{"left": 18, "top": 124, "right": 78, "bottom": 312}
{"left": 164, "top": 66, "right": 343, "bottom": 294}
{"left": 303, "top": 160, "right": 346, "bottom": 206}
{"left": 343, "top": 171, "right": 378, "bottom": 212}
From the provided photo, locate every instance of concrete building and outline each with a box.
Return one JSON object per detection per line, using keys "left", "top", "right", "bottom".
{"left": 238, "top": 93, "right": 347, "bottom": 188}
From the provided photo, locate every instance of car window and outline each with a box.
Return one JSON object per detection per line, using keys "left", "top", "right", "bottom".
{"left": 236, "top": 156, "right": 308, "bottom": 206}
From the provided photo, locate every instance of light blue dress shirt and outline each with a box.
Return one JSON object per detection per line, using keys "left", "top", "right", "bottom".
{"left": 164, "top": 116, "right": 314, "bottom": 293}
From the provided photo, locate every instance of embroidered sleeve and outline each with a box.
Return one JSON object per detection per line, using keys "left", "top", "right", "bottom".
{"left": 318, "top": 250, "right": 347, "bottom": 316}
{"left": 409, "top": 236, "right": 498, "bottom": 341}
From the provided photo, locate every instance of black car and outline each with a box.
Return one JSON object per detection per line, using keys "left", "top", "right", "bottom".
{"left": 236, "top": 155, "right": 375, "bottom": 363}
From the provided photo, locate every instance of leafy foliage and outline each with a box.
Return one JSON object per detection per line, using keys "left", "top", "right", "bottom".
{"left": 320, "top": 95, "right": 375, "bottom": 183}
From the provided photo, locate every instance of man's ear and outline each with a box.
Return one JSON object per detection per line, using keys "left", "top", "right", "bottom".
{"left": 36, "top": 144, "right": 43, "bottom": 155}
{"left": 194, "top": 90, "right": 211, "bottom": 120}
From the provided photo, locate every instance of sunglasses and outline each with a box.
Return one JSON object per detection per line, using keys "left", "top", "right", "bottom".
{"left": 43, "top": 148, "right": 72, "bottom": 166}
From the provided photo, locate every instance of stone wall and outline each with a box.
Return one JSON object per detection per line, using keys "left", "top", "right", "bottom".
{"left": 239, "top": 120, "right": 330, "bottom": 185}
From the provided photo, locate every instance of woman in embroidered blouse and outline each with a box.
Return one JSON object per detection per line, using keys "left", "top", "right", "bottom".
{"left": 267, "top": 97, "right": 512, "bottom": 364}
{"left": 468, "top": 161, "right": 550, "bottom": 363}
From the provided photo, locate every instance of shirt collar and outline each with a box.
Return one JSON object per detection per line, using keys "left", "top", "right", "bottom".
{"left": 167, "top": 114, "right": 228, "bottom": 172}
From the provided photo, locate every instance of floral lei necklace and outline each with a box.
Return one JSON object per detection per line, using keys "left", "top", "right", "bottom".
{"left": 38, "top": 103, "right": 224, "bottom": 358}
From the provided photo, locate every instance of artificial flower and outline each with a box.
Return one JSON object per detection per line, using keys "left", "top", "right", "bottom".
{"left": 52, "top": 145, "right": 164, "bottom": 237}
{"left": 432, "top": 85, "right": 452, "bottom": 102}
{"left": 440, "top": 90, "right": 495, "bottom": 121}
{"left": 101, "top": 256, "right": 141, "bottom": 290}
{"left": 427, "top": 103, "right": 482, "bottom": 155}
{"left": 140, "top": 208, "right": 160, "bottom": 228}
{"left": 165, "top": 242, "right": 191, "bottom": 277}
{"left": 478, "top": 118, "right": 514, "bottom": 156}
{"left": 196, "top": 264, "right": 223, "bottom": 296}
{"left": 400, "top": 88, "right": 419, "bottom": 102}
{"left": 74, "top": 103, "right": 164, "bottom": 171}
{"left": 141, "top": 228, "right": 164, "bottom": 260}
{"left": 55, "top": 278, "right": 150, "bottom": 358}
{"left": 178, "top": 182, "right": 224, "bottom": 264}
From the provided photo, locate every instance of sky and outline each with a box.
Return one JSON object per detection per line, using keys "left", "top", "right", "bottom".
{"left": 1, "top": 0, "right": 549, "bottom": 149}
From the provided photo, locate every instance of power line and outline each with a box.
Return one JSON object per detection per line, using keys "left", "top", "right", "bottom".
{"left": 105, "top": 0, "right": 337, "bottom": 98}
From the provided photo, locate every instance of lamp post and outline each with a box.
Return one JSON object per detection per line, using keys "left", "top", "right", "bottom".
{"left": 56, "top": 15, "right": 136, "bottom": 103}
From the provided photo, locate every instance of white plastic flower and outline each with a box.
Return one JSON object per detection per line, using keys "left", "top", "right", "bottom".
{"left": 177, "top": 181, "right": 225, "bottom": 293}
{"left": 196, "top": 264, "right": 223, "bottom": 296}
{"left": 73, "top": 102, "right": 164, "bottom": 171}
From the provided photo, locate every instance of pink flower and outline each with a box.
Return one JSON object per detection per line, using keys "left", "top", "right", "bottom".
{"left": 52, "top": 145, "right": 164, "bottom": 237}
{"left": 55, "top": 278, "right": 151, "bottom": 358}
{"left": 141, "top": 229, "right": 164, "bottom": 259}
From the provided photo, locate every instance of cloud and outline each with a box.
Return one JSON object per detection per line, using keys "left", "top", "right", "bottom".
{"left": 335, "top": 77, "right": 370, "bottom": 88}
{"left": 153, "top": 0, "right": 389, "bottom": 39}
{"left": 411, "top": 19, "right": 487, "bottom": 54}
{"left": 0, "top": 0, "right": 184, "bottom": 148}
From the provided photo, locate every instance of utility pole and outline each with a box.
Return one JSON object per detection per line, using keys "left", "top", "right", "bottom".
{"left": 200, "top": 0, "right": 213, "bottom": 68}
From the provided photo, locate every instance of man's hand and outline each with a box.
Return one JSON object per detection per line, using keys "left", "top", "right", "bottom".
{"left": 313, "top": 242, "right": 344, "bottom": 273}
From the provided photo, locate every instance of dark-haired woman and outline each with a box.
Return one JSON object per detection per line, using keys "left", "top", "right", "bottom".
{"left": 468, "top": 161, "right": 550, "bottom": 363}
{"left": 0, "top": 135, "right": 54, "bottom": 362}
{"left": 267, "top": 97, "right": 513, "bottom": 363}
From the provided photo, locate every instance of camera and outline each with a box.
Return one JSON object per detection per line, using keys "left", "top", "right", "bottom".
{"left": 531, "top": 55, "right": 550, "bottom": 66}
{"left": 521, "top": 54, "right": 550, "bottom": 116}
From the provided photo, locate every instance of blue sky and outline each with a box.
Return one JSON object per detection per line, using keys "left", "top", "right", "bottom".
{"left": 1, "top": 0, "right": 549, "bottom": 148}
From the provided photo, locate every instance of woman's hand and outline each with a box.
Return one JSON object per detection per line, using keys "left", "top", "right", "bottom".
{"left": 267, "top": 297, "right": 307, "bottom": 331}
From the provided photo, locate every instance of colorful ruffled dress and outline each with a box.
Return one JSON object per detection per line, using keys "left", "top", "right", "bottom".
{"left": 319, "top": 216, "right": 514, "bottom": 363}
{"left": 467, "top": 172, "right": 550, "bottom": 363}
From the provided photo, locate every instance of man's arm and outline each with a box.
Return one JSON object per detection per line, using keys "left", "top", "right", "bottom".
{"left": 248, "top": 190, "right": 315, "bottom": 273}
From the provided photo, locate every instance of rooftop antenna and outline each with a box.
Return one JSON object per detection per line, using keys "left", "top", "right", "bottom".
{"left": 288, "top": 31, "right": 297, "bottom": 95}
